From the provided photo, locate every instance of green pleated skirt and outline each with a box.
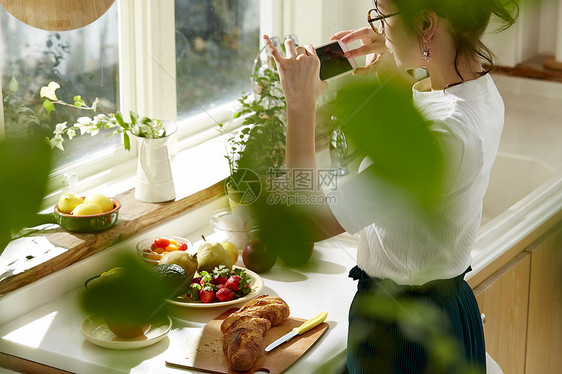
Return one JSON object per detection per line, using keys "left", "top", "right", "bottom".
{"left": 346, "top": 266, "right": 486, "bottom": 374}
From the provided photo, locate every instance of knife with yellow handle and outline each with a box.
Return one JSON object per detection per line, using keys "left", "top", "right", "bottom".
{"left": 265, "top": 312, "right": 328, "bottom": 352}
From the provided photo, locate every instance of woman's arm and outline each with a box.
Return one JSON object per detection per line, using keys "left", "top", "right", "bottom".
{"left": 263, "top": 36, "right": 344, "bottom": 241}
{"left": 262, "top": 36, "right": 324, "bottom": 170}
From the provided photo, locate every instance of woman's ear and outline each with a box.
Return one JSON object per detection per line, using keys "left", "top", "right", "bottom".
{"left": 419, "top": 10, "right": 438, "bottom": 42}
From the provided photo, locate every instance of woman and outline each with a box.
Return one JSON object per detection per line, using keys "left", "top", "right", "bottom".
{"left": 263, "top": 0, "right": 517, "bottom": 372}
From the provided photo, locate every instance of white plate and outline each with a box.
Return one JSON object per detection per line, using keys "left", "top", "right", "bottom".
{"left": 166, "top": 266, "right": 264, "bottom": 308}
{"left": 81, "top": 315, "right": 172, "bottom": 350}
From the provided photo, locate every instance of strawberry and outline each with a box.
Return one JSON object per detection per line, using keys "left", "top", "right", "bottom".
{"left": 225, "top": 275, "right": 241, "bottom": 291}
{"left": 216, "top": 287, "right": 234, "bottom": 302}
{"left": 199, "top": 289, "right": 215, "bottom": 303}
{"left": 213, "top": 276, "right": 228, "bottom": 285}
{"left": 191, "top": 277, "right": 201, "bottom": 284}
{"left": 216, "top": 284, "right": 225, "bottom": 289}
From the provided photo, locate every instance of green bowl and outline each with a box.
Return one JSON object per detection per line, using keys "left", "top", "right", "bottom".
{"left": 54, "top": 198, "right": 121, "bottom": 233}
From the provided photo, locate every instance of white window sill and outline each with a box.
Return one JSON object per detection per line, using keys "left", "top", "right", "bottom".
{"left": 0, "top": 133, "right": 233, "bottom": 303}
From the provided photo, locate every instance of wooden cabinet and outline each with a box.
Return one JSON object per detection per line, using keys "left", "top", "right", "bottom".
{"left": 525, "top": 227, "right": 562, "bottom": 374}
{"left": 473, "top": 223, "right": 562, "bottom": 374}
{"left": 474, "top": 252, "right": 531, "bottom": 374}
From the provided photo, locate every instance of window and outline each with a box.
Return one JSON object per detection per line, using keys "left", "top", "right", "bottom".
{"left": 0, "top": 0, "right": 343, "bottom": 293}
{"left": 175, "top": 0, "right": 261, "bottom": 120}
{"left": 0, "top": 4, "right": 120, "bottom": 170}
{"left": 0, "top": 0, "right": 266, "bottom": 197}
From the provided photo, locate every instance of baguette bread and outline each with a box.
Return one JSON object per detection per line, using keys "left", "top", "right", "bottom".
{"left": 221, "top": 295, "right": 290, "bottom": 371}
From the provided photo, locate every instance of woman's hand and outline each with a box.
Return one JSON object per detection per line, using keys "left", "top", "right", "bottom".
{"left": 263, "top": 35, "right": 327, "bottom": 108}
{"left": 331, "top": 27, "right": 388, "bottom": 76}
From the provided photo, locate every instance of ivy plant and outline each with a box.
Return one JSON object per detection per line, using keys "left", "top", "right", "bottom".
{"left": 40, "top": 82, "right": 167, "bottom": 151}
{"left": 219, "top": 67, "right": 287, "bottom": 181}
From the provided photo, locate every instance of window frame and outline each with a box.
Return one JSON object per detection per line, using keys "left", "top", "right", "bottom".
{"left": 0, "top": 0, "right": 278, "bottom": 209}
{"left": 0, "top": 0, "right": 357, "bottom": 295}
{"left": 0, "top": 0, "right": 335, "bottom": 209}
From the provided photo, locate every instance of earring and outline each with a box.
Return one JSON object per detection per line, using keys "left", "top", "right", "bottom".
{"left": 422, "top": 39, "right": 431, "bottom": 61}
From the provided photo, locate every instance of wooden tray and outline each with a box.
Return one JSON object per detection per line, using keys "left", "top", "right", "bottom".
{"left": 166, "top": 308, "right": 329, "bottom": 374}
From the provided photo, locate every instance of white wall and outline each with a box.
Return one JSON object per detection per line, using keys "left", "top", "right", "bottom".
{"left": 482, "top": 0, "right": 560, "bottom": 67}
{"left": 277, "top": 0, "right": 371, "bottom": 46}
{"left": 283, "top": 0, "right": 562, "bottom": 68}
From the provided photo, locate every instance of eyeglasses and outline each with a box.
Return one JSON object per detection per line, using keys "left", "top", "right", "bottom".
{"left": 368, "top": 8, "right": 400, "bottom": 35}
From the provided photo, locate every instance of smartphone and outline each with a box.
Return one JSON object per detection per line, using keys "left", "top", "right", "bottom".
{"left": 315, "top": 40, "right": 357, "bottom": 81}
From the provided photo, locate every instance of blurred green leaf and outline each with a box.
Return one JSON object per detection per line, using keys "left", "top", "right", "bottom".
{"left": 80, "top": 254, "right": 169, "bottom": 324}
{"left": 91, "top": 97, "right": 99, "bottom": 112}
{"left": 42, "top": 99, "right": 55, "bottom": 114}
{"left": 335, "top": 79, "right": 443, "bottom": 208}
{"left": 7, "top": 77, "right": 18, "bottom": 93}
{"left": 73, "top": 95, "right": 85, "bottom": 107}
{"left": 0, "top": 136, "right": 52, "bottom": 253}
{"left": 253, "top": 199, "right": 315, "bottom": 267}
{"left": 123, "top": 132, "right": 130, "bottom": 151}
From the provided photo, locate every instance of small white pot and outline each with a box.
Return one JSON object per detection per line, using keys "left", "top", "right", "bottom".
{"left": 134, "top": 122, "right": 177, "bottom": 203}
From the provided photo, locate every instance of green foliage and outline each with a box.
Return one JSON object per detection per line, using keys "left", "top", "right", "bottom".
{"left": 220, "top": 67, "right": 287, "bottom": 179}
{"left": 1, "top": 29, "right": 119, "bottom": 169}
{"left": 41, "top": 82, "right": 166, "bottom": 151}
{"left": 232, "top": 267, "right": 252, "bottom": 297}
{"left": 0, "top": 136, "right": 52, "bottom": 254}
{"left": 80, "top": 255, "right": 169, "bottom": 325}
{"left": 334, "top": 78, "right": 444, "bottom": 209}
{"left": 187, "top": 283, "right": 201, "bottom": 300}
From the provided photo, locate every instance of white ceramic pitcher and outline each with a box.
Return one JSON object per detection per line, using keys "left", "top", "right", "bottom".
{"left": 134, "top": 122, "right": 177, "bottom": 203}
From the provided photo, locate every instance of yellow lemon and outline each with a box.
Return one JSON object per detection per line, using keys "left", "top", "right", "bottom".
{"left": 84, "top": 193, "right": 114, "bottom": 212}
{"left": 72, "top": 202, "right": 103, "bottom": 216}
{"left": 57, "top": 192, "right": 83, "bottom": 214}
{"left": 221, "top": 241, "right": 239, "bottom": 265}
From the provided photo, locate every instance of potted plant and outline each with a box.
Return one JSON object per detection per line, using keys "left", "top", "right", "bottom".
{"left": 40, "top": 82, "right": 176, "bottom": 202}
{"left": 218, "top": 67, "right": 287, "bottom": 207}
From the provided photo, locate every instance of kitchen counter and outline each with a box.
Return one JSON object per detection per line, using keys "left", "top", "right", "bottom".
{"left": 2, "top": 161, "right": 558, "bottom": 373}
{"left": 0, "top": 230, "right": 360, "bottom": 374}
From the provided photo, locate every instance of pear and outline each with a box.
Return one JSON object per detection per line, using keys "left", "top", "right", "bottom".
{"left": 160, "top": 251, "right": 198, "bottom": 280}
{"left": 197, "top": 236, "right": 233, "bottom": 273}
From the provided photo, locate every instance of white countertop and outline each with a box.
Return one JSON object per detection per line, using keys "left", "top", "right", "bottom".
{"left": 2, "top": 171, "right": 558, "bottom": 373}
{"left": 0, "top": 231, "right": 360, "bottom": 374}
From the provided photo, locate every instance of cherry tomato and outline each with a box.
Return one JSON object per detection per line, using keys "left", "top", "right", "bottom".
{"left": 165, "top": 243, "right": 179, "bottom": 252}
{"left": 178, "top": 242, "right": 188, "bottom": 251}
{"left": 153, "top": 245, "right": 165, "bottom": 254}
{"left": 154, "top": 237, "right": 170, "bottom": 248}
{"left": 143, "top": 249, "right": 161, "bottom": 262}
{"left": 169, "top": 239, "right": 178, "bottom": 246}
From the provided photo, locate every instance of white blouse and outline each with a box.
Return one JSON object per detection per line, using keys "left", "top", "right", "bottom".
{"left": 328, "top": 74, "right": 504, "bottom": 285}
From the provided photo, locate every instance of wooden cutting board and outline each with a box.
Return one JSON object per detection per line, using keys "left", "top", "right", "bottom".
{"left": 166, "top": 308, "right": 329, "bottom": 374}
